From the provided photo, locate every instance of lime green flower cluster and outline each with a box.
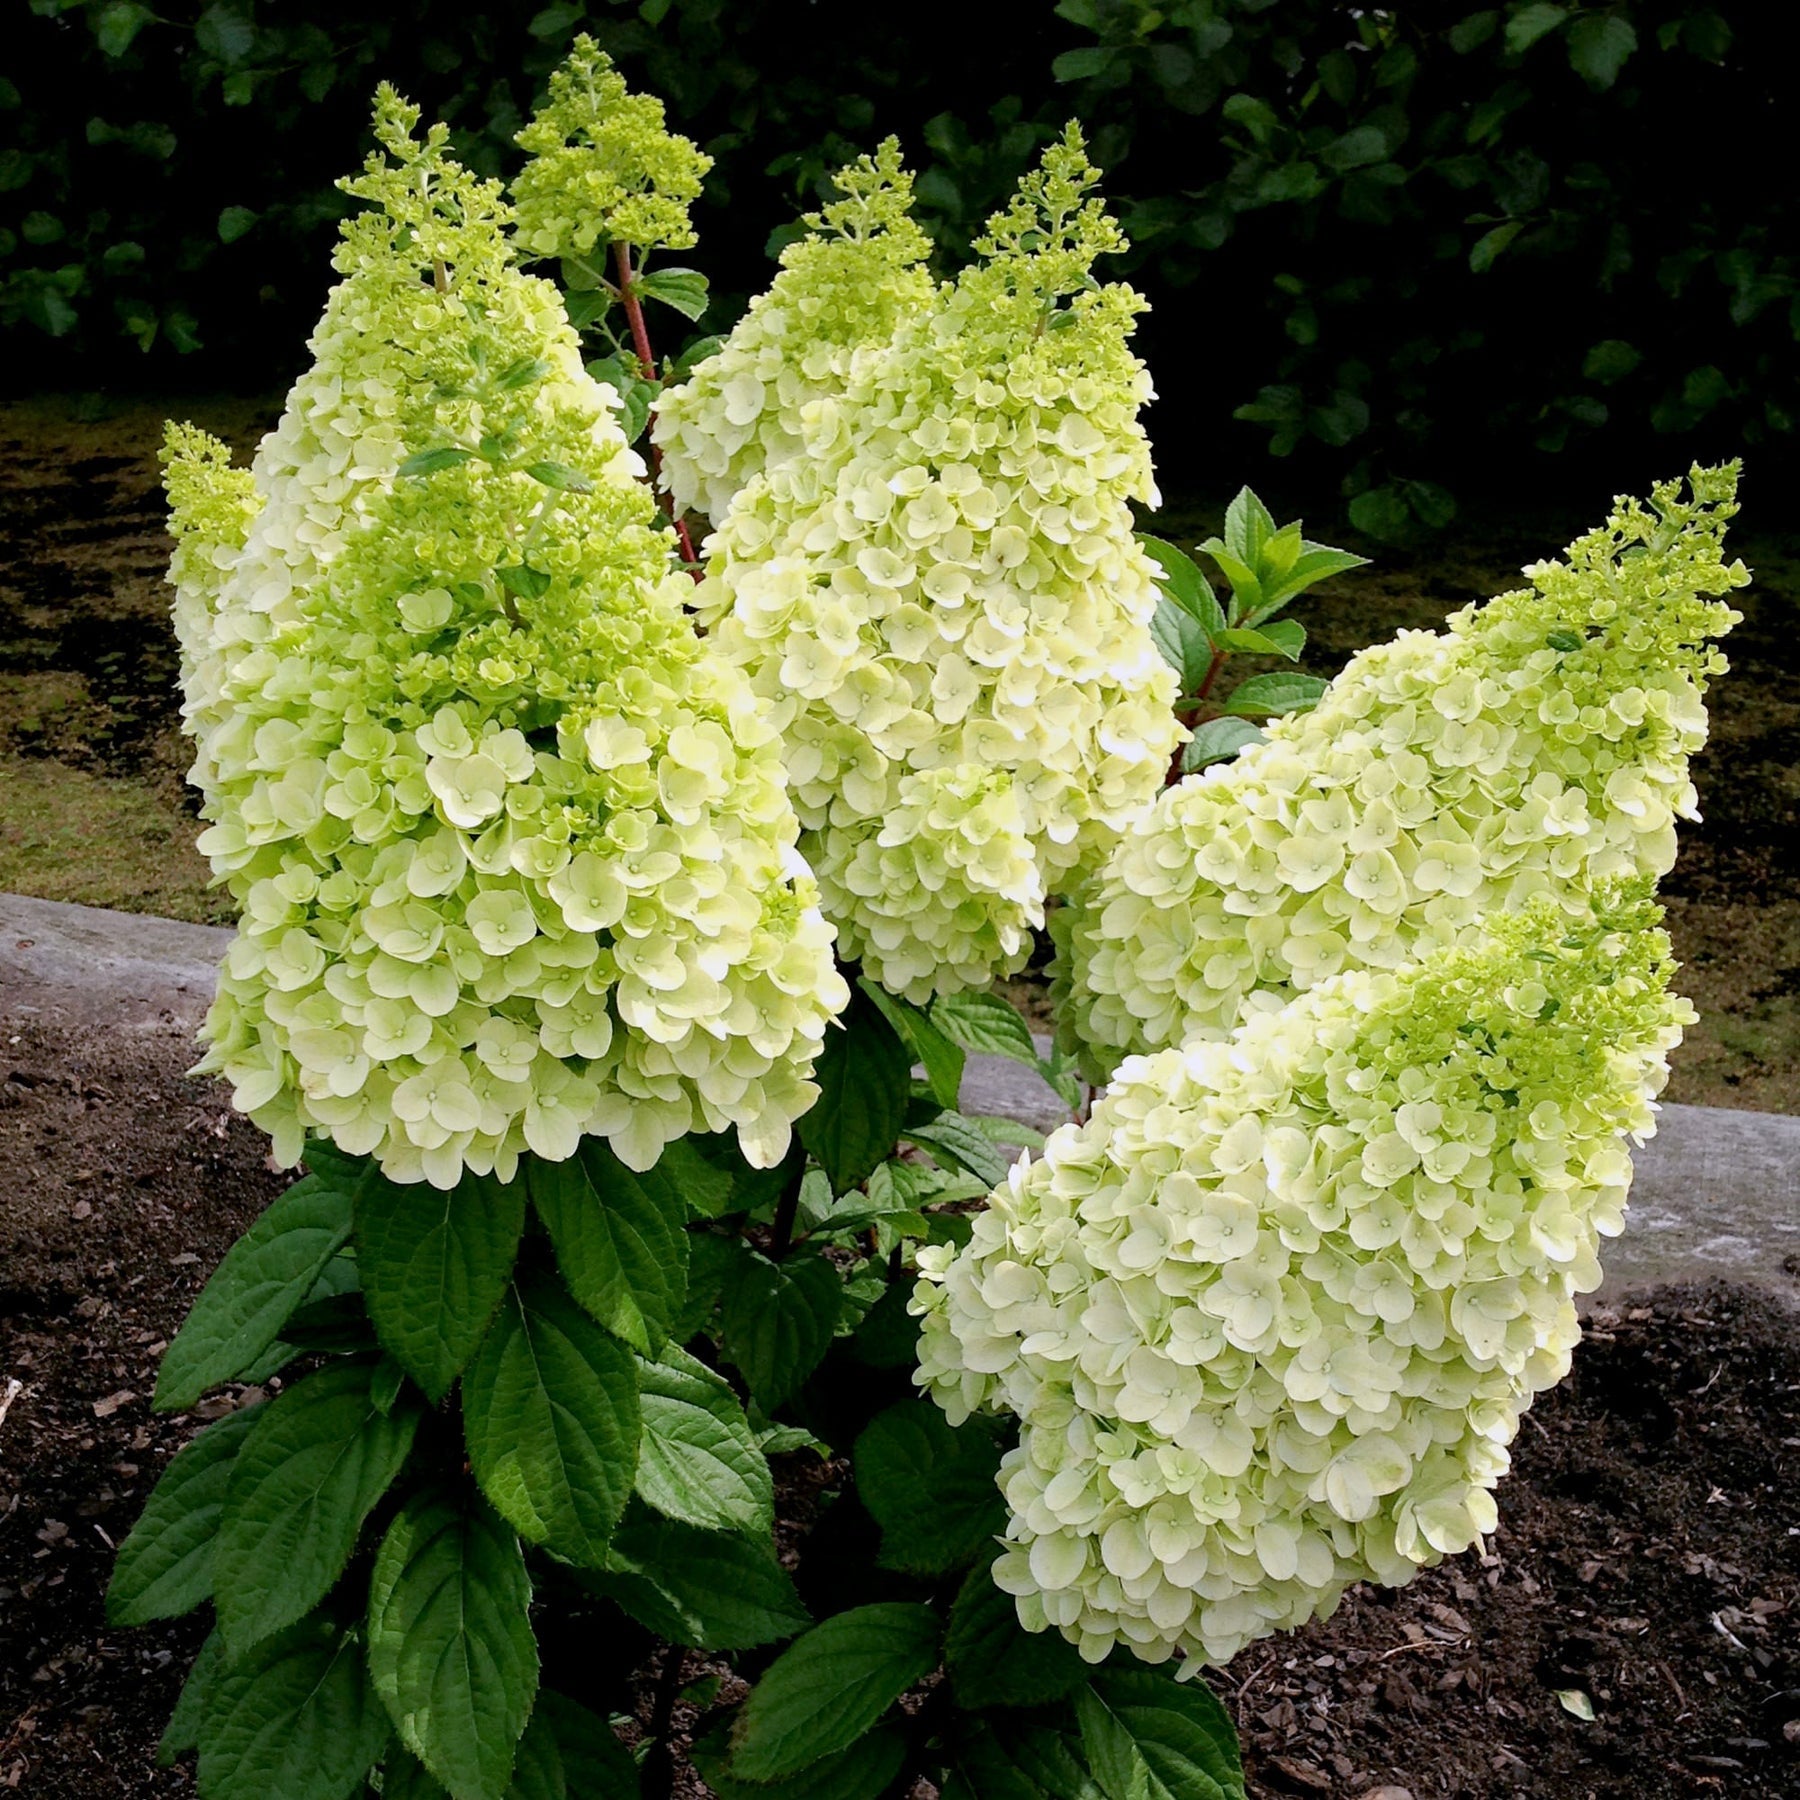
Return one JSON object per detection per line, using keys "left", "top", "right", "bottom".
{"left": 690, "top": 130, "right": 1182, "bottom": 1002}
{"left": 511, "top": 33, "right": 712, "bottom": 262}
{"left": 164, "top": 90, "right": 846, "bottom": 1187}
{"left": 651, "top": 140, "right": 936, "bottom": 528}
{"left": 1059, "top": 467, "right": 1747, "bottom": 1078}
{"left": 915, "top": 887, "right": 1690, "bottom": 1667}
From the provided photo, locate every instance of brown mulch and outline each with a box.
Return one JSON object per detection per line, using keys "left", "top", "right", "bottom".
{"left": 3, "top": 1016, "right": 1797, "bottom": 1798}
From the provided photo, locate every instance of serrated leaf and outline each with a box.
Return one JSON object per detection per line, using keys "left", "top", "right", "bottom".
{"left": 1222, "top": 486, "right": 1278, "bottom": 573}
{"left": 902, "top": 1110, "right": 1011, "bottom": 1188}
{"left": 853, "top": 1401, "right": 1006, "bottom": 1575}
{"left": 730, "top": 1602, "right": 941, "bottom": 1782}
{"left": 581, "top": 1503, "right": 809, "bottom": 1650}
{"left": 354, "top": 1165, "right": 525, "bottom": 1402}
{"left": 367, "top": 1489, "right": 539, "bottom": 1800}
{"left": 1251, "top": 617, "right": 1305, "bottom": 659}
{"left": 1180, "top": 717, "right": 1263, "bottom": 773}
{"left": 692, "top": 1725, "right": 904, "bottom": 1800}
{"left": 195, "top": 3, "right": 255, "bottom": 63}
{"left": 1506, "top": 2, "right": 1567, "bottom": 54}
{"left": 1077, "top": 1668, "right": 1245, "bottom": 1800}
{"left": 946, "top": 1566, "right": 1087, "bottom": 1709}
{"left": 671, "top": 332, "right": 725, "bottom": 379}
{"left": 108, "top": 1405, "right": 261, "bottom": 1625}
{"left": 529, "top": 1142, "right": 688, "bottom": 1355}
{"left": 94, "top": 1, "right": 155, "bottom": 58}
{"left": 1148, "top": 592, "right": 1212, "bottom": 694}
{"left": 929, "top": 991, "right": 1040, "bottom": 1065}
{"left": 1212, "top": 626, "right": 1292, "bottom": 656}
{"left": 197, "top": 1617, "right": 390, "bottom": 1800}
{"left": 1567, "top": 12, "right": 1636, "bottom": 87}
{"left": 155, "top": 1175, "right": 354, "bottom": 1411}
{"left": 1221, "top": 671, "right": 1329, "bottom": 718}
{"left": 859, "top": 977, "right": 966, "bottom": 1110}
{"left": 799, "top": 985, "right": 912, "bottom": 1193}
{"left": 1136, "top": 534, "right": 1226, "bottom": 639}
{"left": 508, "top": 1691, "right": 641, "bottom": 1800}
{"left": 157, "top": 1626, "right": 222, "bottom": 1766}
{"left": 525, "top": 460, "right": 595, "bottom": 493}
{"left": 461, "top": 1271, "right": 640, "bottom": 1565}
{"left": 943, "top": 1715, "right": 1103, "bottom": 1800}
{"left": 397, "top": 446, "right": 472, "bottom": 478}
{"left": 212, "top": 1363, "right": 420, "bottom": 1655}
{"left": 719, "top": 1248, "right": 839, "bottom": 1409}
{"left": 851, "top": 1283, "right": 923, "bottom": 1370}
{"left": 1259, "top": 543, "right": 1367, "bottom": 611}
{"left": 496, "top": 563, "right": 554, "bottom": 601}
{"left": 495, "top": 355, "right": 553, "bottom": 391}
{"left": 633, "top": 1344, "right": 772, "bottom": 1533}
{"left": 635, "top": 266, "right": 710, "bottom": 320}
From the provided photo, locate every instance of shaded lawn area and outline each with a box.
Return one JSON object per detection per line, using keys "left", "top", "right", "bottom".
{"left": 1, "top": 395, "right": 1794, "bottom": 1111}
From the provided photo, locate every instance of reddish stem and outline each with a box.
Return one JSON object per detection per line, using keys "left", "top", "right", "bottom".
{"left": 1165, "top": 648, "right": 1232, "bottom": 785}
{"left": 613, "top": 241, "right": 701, "bottom": 574}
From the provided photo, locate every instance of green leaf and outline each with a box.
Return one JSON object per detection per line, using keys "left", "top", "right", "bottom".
{"left": 903, "top": 1110, "right": 1011, "bottom": 1188}
{"left": 945, "top": 1566, "right": 1087, "bottom": 1709}
{"left": 398, "top": 446, "right": 473, "bottom": 478}
{"left": 930, "top": 992, "right": 1040, "bottom": 1065}
{"left": 1136, "top": 535, "right": 1226, "bottom": 639}
{"left": 1567, "top": 12, "right": 1635, "bottom": 87}
{"left": 1211, "top": 626, "right": 1295, "bottom": 657}
{"left": 496, "top": 563, "right": 554, "bottom": 601}
{"left": 1449, "top": 11, "right": 1499, "bottom": 53}
{"left": 655, "top": 1136, "right": 743, "bottom": 1219}
{"left": 495, "top": 355, "right": 553, "bottom": 391}
{"left": 108, "top": 1406, "right": 261, "bottom": 1625}
{"left": 1251, "top": 616, "right": 1304, "bottom": 659}
{"left": 509, "top": 1690, "right": 641, "bottom": 1799}
{"left": 355, "top": 1165, "right": 525, "bottom": 1402}
{"left": 1179, "top": 717, "right": 1262, "bottom": 774}
{"left": 462, "top": 1271, "right": 640, "bottom": 1565}
{"left": 853, "top": 1401, "right": 1006, "bottom": 1575}
{"left": 1077, "top": 1668, "right": 1245, "bottom": 1800}
{"left": 1469, "top": 219, "right": 1523, "bottom": 273}
{"left": 1221, "top": 671, "right": 1329, "bottom": 718}
{"left": 529, "top": 1143, "right": 688, "bottom": 1355}
{"left": 155, "top": 1175, "right": 354, "bottom": 1412}
{"left": 195, "top": 3, "right": 255, "bottom": 63}
{"left": 633, "top": 1343, "right": 772, "bottom": 1533}
{"left": 581, "top": 1504, "right": 809, "bottom": 1650}
{"left": 525, "top": 461, "right": 595, "bottom": 494}
{"left": 1051, "top": 46, "right": 1114, "bottom": 81}
{"left": 1148, "top": 593, "right": 1212, "bottom": 694}
{"left": 158, "top": 1626, "right": 222, "bottom": 1766}
{"left": 799, "top": 985, "right": 912, "bottom": 1193}
{"left": 197, "top": 1617, "right": 390, "bottom": 1800}
{"left": 368, "top": 1489, "right": 539, "bottom": 1800}
{"left": 635, "top": 266, "right": 710, "bottom": 320}
{"left": 211, "top": 1363, "right": 420, "bottom": 1655}
{"left": 719, "top": 1248, "right": 840, "bottom": 1409}
{"left": 730, "top": 1603, "right": 941, "bottom": 1782}
{"left": 943, "top": 1715, "right": 1103, "bottom": 1800}
{"left": 93, "top": 1, "right": 154, "bottom": 58}
{"left": 1322, "top": 125, "right": 1389, "bottom": 172}
{"left": 1221, "top": 486, "right": 1277, "bottom": 572}
{"left": 217, "top": 205, "right": 258, "bottom": 243}
{"left": 1583, "top": 338, "right": 1642, "bottom": 384}
{"left": 1505, "top": 2, "right": 1566, "bottom": 54}
{"left": 671, "top": 332, "right": 724, "bottom": 379}
{"left": 692, "top": 1726, "right": 904, "bottom": 1800}
{"left": 1259, "top": 543, "right": 1368, "bottom": 611}
{"left": 858, "top": 977, "right": 965, "bottom": 1111}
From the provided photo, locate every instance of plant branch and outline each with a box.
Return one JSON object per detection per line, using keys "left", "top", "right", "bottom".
{"left": 769, "top": 1159, "right": 808, "bottom": 1260}
{"left": 612, "top": 240, "right": 701, "bottom": 573}
{"left": 641, "top": 1642, "right": 687, "bottom": 1800}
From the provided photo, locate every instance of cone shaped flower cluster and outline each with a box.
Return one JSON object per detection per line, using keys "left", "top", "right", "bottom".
{"left": 1057, "top": 467, "right": 1746, "bottom": 1077}
{"left": 686, "top": 130, "right": 1182, "bottom": 1002}
{"left": 164, "top": 91, "right": 846, "bottom": 1187}
{"left": 651, "top": 139, "right": 937, "bottom": 529}
{"left": 915, "top": 886, "right": 1691, "bottom": 1667}
{"left": 510, "top": 34, "right": 712, "bottom": 262}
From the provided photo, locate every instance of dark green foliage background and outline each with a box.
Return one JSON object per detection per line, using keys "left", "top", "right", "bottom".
{"left": 4, "top": 0, "right": 1790, "bottom": 519}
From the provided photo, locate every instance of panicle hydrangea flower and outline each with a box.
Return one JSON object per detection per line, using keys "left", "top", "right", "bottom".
{"left": 163, "top": 89, "right": 846, "bottom": 1188}
{"left": 915, "top": 885, "right": 1692, "bottom": 1668}
{"left": 690, "top": 129, "right": 1182, "bottom": 1002}
{"left": 1057, "top": 466, "right": 1748, "bottom": 1079}
{"left": 650, "top": 140, "right": 935, "bottom": 528}
{"left": 511, "top": 34, "right": 713, "bottom": 261}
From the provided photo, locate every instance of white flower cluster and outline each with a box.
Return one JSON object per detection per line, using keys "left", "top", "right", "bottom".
{"left": 651, "top": 139, "right": 936, "bottom": 530}
{"left": 915, "top": 888, "right": 1691, "bottom": 1666}
{"left": 1057, "top": 466, "right": 1747, "bottom": 1078}
{"left": 164, "top": 92, "right": 846, "bottom": 1188}
{"left": 687, "top": 130, "right": 1182, "bottom": 1002}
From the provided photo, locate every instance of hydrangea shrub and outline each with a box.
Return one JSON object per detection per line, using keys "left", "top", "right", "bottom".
{"left": 916, "top": 885, "right": 1690, "bottom": 1667}
{"left": 163, "top": 92, "right": 844, "bottom": 1185}
{"left": 689, "top": 131, "right": 1182, "bottom": 1001}
{"left": 1057, "top": 465, "right": 1748, "bottom": 1078}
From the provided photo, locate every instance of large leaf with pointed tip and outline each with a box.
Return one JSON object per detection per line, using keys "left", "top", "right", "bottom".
{"left": 692, "top": 1725, "right": 904, "bottom": 1800}
{"left": 461, "top": 1271, "right": 640, "bottom": 1566}
{"left": 196, "top": 1616, "right": 390, "bottom": 1800}
{"left": 529, "top": 1143, "right": 689, "bottom": 1354}
{"left": 945, "top": 1565, "right": 1087, "bottom": 1709}
{"left": 1075, "top": 1668, "right": 1245, "bottom": 1800}
{"left": 730, "top": 1603, "right": 941, "bottom": 1782}
{"left": 108, "top": 1405, "right": 261, "bottom": 1625}
{"left": 718, "top": 1247, "right": 840, "bottom": 1410}
{"left": 633, "top": 1344, "right": 771, "bottom": 1533}
{"left": 798, "top": 986, "right": 912, "bottom": 1193}
{"left": 213, "top": 1362, "right": 421, "bottom": 1655}
{"left": 853, "top": 1400, "right": 1007, "bottom": 1574}
{"left": 355, "top": 1165, "right": 526, "bottom": 1401}
{"left": 367, "top": 1489, "right": 539, "bottom": 1800}
{"left": 155, "top": 1176, "right": 354, "bottom": 1411}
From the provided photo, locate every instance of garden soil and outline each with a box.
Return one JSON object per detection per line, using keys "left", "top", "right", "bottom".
{"left": 1, "top": 1014, "right": 1797, "bottom": 1799}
